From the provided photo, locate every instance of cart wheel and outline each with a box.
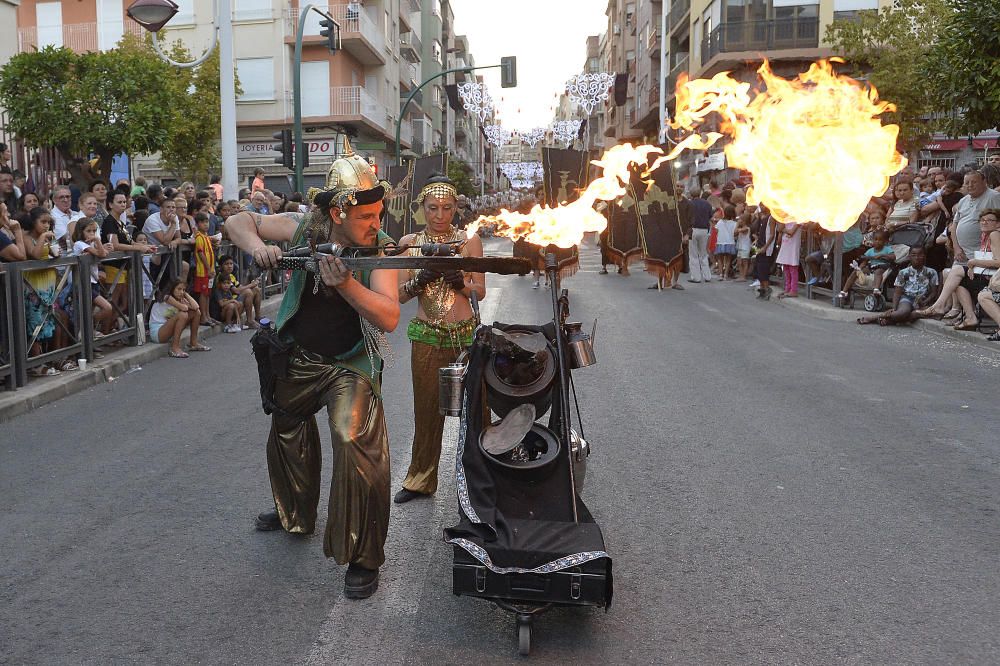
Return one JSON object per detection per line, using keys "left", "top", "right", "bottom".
{"left": 864, "top": 293, "right": 878, "bottom": 312}
{"left": 518, "top": 622, "right": 531, "bottom": 656}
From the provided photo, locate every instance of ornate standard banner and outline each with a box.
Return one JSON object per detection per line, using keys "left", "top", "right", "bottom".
{"left": 408, "top": 153, "right": 448, "bottom": 234}
{"left": 605, "top": 152, "right": 683, "bottom": 273}
{"left": 606, "top": 163, "right": 645, "bottom": 269}
{"left": 541, "top": 147, "right": 594, "bottom": 207}
{"left": 634, "top": 148, "right": 684, "bottom": 280}
{"left": 384, "top": 163, "right": 412, "bottom": 242}
{"left": 540, "top": 147, "right": 596, "bottom": 277}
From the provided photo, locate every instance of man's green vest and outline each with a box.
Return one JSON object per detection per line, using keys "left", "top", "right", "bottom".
{"left": 274, "top": 217, "right": 393, "bottom": 395}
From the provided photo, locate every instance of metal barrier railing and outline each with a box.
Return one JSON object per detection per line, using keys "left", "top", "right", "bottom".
{"left": 1, "top": 238, "right": 291, "bottom": 390}
{"left": 0, "top": 267, "right": 14, "bottom": 391}
{"left": 8, "top": 254, "right": 89, "bottom": 386}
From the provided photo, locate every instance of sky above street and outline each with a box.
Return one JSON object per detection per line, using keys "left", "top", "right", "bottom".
{"left": 450, "top": 0, "right": 608, "bottom": 132}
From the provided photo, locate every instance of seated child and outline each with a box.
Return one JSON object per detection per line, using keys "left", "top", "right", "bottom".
{"left": 839, "top": 229, "right": 894, "bottom": 301}
{"left": 857, "top": 245, "right": 938, "bottom": 325}
{"left": 211, "top": 258, "right": 246, "bottom": 333}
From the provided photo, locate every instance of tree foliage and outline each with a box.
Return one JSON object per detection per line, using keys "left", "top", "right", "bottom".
{"left": 447, "top": 155, "right": 478, "bottom": 198}
{"left": 157, "top": 37, "right": 242, "bottom": 183}
{"left": 926, "top": 0, "right": 1000, "bottom": 137}
{"left": 825, "top": 0, "right": 952, "bottom": 154}
{"left": 0, "top": 38, "right": 177, "bottom": 184}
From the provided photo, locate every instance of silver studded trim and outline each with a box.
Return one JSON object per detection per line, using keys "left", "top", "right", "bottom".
{"left": 448, "top": 537, "right": 609, "bottom": 574}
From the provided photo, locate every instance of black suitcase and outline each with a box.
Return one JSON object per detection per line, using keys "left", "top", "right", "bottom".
{"left": 452, "top": 544, "right": 612, "bottom": 608}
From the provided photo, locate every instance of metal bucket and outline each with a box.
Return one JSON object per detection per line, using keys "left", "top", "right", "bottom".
{"left": 438, "top": 360, "right": 467, "bottom": 417}
{"left": 564, "top": 322, "right": 596, "bottom": 369}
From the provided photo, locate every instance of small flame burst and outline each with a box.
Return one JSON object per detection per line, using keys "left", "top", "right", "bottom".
{"left": 467, "top": 58, "right": 905, "bottom": 246}
{"left": 466, "top": 144, "right": 667, "bottom": 249}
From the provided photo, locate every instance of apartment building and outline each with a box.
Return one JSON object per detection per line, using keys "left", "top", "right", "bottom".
{"left": 0, "top": 0, "right": 20, "bottom": 150}
{"left": 11, "top": 0, "right": 486, "bottom": 190}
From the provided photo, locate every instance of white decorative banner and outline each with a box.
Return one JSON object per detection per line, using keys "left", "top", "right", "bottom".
{"left": 519, "top": 127, "right": 547, "bottom": 148}
{"left": 483, "top": 123, "right": 513, "bottom": 147}
{"left": 456, "top": 81, "right": 495, "bottom": 124}
{"left": 550, "top": 120, "right": 582, "bottom": 148}
{"left": 566, "top": 72, "right": 616, "bottom": 116}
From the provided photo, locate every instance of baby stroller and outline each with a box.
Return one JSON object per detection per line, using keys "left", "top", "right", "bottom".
{"left": 445, "top": 253, "right": 613, "bottom": 656}
{"left": 844, "top": 223, "right": 933, "bottom": 312}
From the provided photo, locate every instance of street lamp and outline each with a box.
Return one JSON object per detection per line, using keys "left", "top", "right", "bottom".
{"left": 126, "top": 0, "right": 178, "bottom": 32}
{"left": 126, "top": 0, "right": 238, "bottom": 199}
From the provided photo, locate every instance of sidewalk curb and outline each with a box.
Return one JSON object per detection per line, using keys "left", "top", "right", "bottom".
{"left": 778, "top": 295, "right": 1000, "bottom": 355}
{"left": 0, "top": 296, "right": 282, "bottom": 422}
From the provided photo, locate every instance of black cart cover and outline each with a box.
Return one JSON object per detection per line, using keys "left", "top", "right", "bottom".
{"left": 444, "top": 322, "right": 612, "bottom": 591}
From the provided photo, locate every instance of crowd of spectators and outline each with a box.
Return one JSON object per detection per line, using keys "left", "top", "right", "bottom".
{"left": 665, "top": 158, "right": 1000, "bottom": 341}
{"left": 0, "top": 164, "right": 282, "bottom": 376}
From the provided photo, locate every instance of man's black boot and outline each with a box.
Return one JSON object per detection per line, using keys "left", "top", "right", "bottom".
{"left": 255, "top": 509, "right": 282, "bottom": 531}
{"left": 344, "top": 563, "right": 380, "bottom": 599}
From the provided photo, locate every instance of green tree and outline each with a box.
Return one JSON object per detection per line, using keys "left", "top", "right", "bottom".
{"left": 0, "top": 38, "right": 177, "bottom": 185}
{"left": 926, "top": 0, "right": 1000, "bottom": 138}
{"left": 825, "top": 0, "right": 953, "bottom": 154}
{"left": 157, "top": 38, "right": 241, "bottom": 184}
{"left": 447, "top": 155, "right": 478, "bottom": 198}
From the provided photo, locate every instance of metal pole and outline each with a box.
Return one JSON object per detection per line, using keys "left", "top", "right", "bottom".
{"left": 218, "top": 0, "right": 238, "bottom": 200}
{"left": 659, "top": 10, "right": 667, "bottom": 143}
{"left": 395, "top": 64, "right": 502, "bottom": 166}
{"left": 546, "top": 253, "right": 579, "bottom": 523}
{"left": 293, "top": 4, "right": 315, "bottom": 194}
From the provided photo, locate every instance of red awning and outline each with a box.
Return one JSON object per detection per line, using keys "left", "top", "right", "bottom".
{"left": 923, "top": 138, "right": 1000, "bottom": 151}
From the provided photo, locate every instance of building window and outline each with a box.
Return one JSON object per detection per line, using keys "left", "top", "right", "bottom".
{"left": 35, "top": 2, "right": 63, "bottom": 48}
{"left": 433, "top": 40, "right": 443, "bottom": 65}
{"left": 432, "top": 0, "right": 442, "bottom": 17}
{"left": 773, "top": 1, "right": 819, "bottom": 20}
{"left": 233, "top": 0, "right": 272, "bottom": 22}
{"left": 833, "top": 0, "right": 877, "bottom": 19}
{"left": 97, "top": 0, "right": 124, "bottom": 51}
{"left": 235, "top": 58, "right": 274, "bottom": 101}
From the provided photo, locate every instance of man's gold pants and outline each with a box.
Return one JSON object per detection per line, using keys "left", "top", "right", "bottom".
{"left": 267, "top": 349, "right": 390, "bottom": 570}
{"left": 400, "top": 341, "right": 461, "bottom": 495}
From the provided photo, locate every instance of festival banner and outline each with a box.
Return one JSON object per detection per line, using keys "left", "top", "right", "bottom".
{"left": 540, "top": 148, "right": 597, "bottom": 277}
{"left": 383, "top": 164, "right": 412, "bottom": 242}
{"left": 541, "top": 147, "right": 594, "bottom": 206}
{"left": 636, "top": 149, "right": 684, "bottom": 279}
{"left": 408, "top": 153, "right": 448, "bottom": 234}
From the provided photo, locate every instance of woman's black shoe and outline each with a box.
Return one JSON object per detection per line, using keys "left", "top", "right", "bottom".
{"left": 344, "top": 564, "right": 380, "bottom": 599}
{"left": 393, "top": 488, "right": 428, "bottom": 504}
{"left": 255, "top": 510, "right": 282, "bottom": 531}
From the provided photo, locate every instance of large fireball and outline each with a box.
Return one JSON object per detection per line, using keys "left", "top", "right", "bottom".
{"left": 664, "top": 59, "right": 906, "bottom": 232}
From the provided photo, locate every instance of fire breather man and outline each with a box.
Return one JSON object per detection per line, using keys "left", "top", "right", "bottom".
{"left": 225, "top": 139, "right": 398, "bottom": 600}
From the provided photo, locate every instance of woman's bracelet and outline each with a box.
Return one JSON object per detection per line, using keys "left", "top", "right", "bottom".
{"left": 403, "top": 278, "right": 422, "bottom": 298}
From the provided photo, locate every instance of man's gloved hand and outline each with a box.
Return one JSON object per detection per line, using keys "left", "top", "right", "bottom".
{"left": 443, "top": 270, "right": 466, "bottom": 291}
{"left": 414, "top": 268, "right": 443, "bottom": 288}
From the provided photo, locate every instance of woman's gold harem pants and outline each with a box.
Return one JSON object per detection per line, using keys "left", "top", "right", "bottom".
{"left": 400, "top": 341, "right": 461, "bottom": 495}
{"left": 267, "top": 349, "right": 390, "bottom": 570}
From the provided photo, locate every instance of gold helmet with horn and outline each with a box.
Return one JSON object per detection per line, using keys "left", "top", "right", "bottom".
{"left": 308, "top": 136, "right": 391, "bottom": 210}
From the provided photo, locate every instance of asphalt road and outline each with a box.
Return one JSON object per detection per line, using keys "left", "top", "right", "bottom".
{"left": 3, "top": 238, "right": 1000, "bottom": 664}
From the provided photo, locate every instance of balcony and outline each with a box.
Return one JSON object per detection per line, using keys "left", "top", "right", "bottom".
{"left": 399, "top": 62, "right": 419, "bottom": 90}
{"left": 701, "top": 18, "right": 820, "bottom": 66}
{"left": 287, "top": 86, "right": 390, "bottom": 134}
{"left": 455, "top": 118, "right": 469, "bottom": 138}
{"left": 399, "top": 121, "right": 413, "bottom": 149}
{"left": 666, "top": 55, "right": 689, "bottom": 99}
{"left": 402, "top": 87, "right": 424, "bottom": 114}
{"left": 287, "top": 4, "right": 386, "bottom": 66}
{"left": 668, "top": 0, "right": 690, "bottom": 33}
{"left": 18, "top": 21, "right": 144, "bottom": 53}
{"left": 648, "top": 24, "right": 661, "bottom": 56}
{"left": 400, "top": 31, "right": 421, "bottom": 63}
{"left": 632, "top": 83, "right": 663, "bottom": 130}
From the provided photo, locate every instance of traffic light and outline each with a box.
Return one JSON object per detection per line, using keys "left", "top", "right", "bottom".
{"left": 319, "top": 17, "right": 340, "bottom": 54}
{"left": 500, "top": 56, "right": 517, "bottom": 88}
{"left": 272, "top": 129, "right": 292, "bottom": 170}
